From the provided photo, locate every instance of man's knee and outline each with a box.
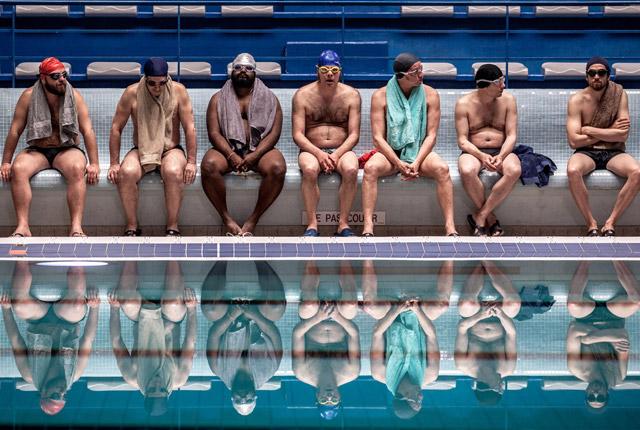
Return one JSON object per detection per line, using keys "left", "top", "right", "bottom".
{"left": 627, "top": 167, "right": 640, "bottom": 184}
{"left": 301, "top": 164, "right": 321, "bottom": 179}
{"left": 341, "top": 164, "right": 359, "bottom": 182}
{"left": 567, "top": 164, "right": 587, "bottom": 180}
{"left": 162, "top": 164, "right": 184, "bottom": 184}
{"left": 503, "top": 163, "right": 521, "bottom": 180}
{"left": 361, "top": 301, "right": 390, "bottom": 320}
{"left": 201, "top": 303, "right": 228, "bottom": 321}
{"left": 298, "top": 301, "right": 319, "bottom": 319}
{"left": 363, "top": 161, "right": 383, "bottom": 179}
{"left": 458, "top": 300, "right": 481, "bottom": 318}
{"left": 432, "top": 162, "right": 451, "bottom": 181}
{"left": 119, "top": 164, "right": 141, "bottom": 183}
{"left": 258, "top": 302, "right": 286, "bottom": 322}
{"left": 64, "top": 161, "right": 86, "bottom": 182}
{"left": 265, "top": 160, "right": 286, "bottom": 179}
{"left": 200, "top": 158, "right": 225, "bottom": 179}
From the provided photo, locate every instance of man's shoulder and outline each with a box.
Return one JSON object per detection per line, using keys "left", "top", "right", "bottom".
{"left": 455, "top": 91, "right": 474, "bottom": 107}
{"left": 293, "top": 82, "right": 316, "bottom": 99}
{"left": 122, "top": 83, "right": 139, "bottom": 97}
{"left": 568, "top": 88, "right": 588, "bottom": 105}
{"left": 338, "top": 82, "right": 359, "bottom": 96}
{"left": 372, "top": 86, "right": 386, "bottom": 98}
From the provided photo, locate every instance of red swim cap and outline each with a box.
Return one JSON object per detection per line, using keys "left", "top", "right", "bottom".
{"left": 39, "top": 57, "right": 65, "bottom": 76}
{"left": 40, "top": 398, "right": 66, "bottom": 415}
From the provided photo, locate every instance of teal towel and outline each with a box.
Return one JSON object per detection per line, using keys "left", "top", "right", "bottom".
{"left": 385, "top": 76, "right": 427, "bottom": 163}
{"left": 385, "top": 311, "right": 426, "bottom": 395}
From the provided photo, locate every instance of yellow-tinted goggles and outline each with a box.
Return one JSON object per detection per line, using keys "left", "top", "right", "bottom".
{"left": 317, "top": 66, "right": 341, "bottom": 74}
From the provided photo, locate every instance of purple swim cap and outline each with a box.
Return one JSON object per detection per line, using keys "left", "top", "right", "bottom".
{"left": 143, "top": 57, "right": 168, "bottom": 77}
{"left": 318, "top": 50, "right": 341, "bottom": 68}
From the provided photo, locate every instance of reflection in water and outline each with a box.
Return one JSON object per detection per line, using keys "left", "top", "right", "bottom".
{"left": 108, "top": 261, "right": 197, "bottom": 416}
{"left": 1, "top": 259, "right": 640, "bottom": 427}
{"left": 0, "top": 261, "right": 99, "bottom": 415}
{"left": 365, "top": 260, "right": 451, "bottom": 419}
{"left": 455, "top": 261, "right": 520, "bottom": 405}
{"left": 202, "top": 261, "right": 285, "bottom": 415}
{"left": 293, "top": 261, "right": 361, "bottom": 420}
{"left": 567, "top": 261, "right": 640, "bottom": 410}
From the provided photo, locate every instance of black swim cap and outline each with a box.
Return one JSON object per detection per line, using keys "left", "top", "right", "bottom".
{"left": 586, "top": 56, "right": 610, "bottom": 74}
{"left": 143, "top": 57, "right": 168, "bottom": 77}
{"left": 393, "top": 53, "right": 420, "bottom": 79}
{"left": 475, "top": 63, "right": 503, "bottom": 88}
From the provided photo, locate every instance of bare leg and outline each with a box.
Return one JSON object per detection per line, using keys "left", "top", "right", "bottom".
{"left": 361, "top": 259, "right": 390, "bottom": 319}
{"left": 10, "top": 261, "right": 48, "bottom": 320}
{"left": 200, "top": 149, "right": 242, "bottom": 235}
{"left": 255, "top": 261, "right": 286, "bottom": 321}
{"left": 459, "top": 154, "right": 486, "bottom": 212}
{"left": 475, "top": 154, "right": 521, "bottom": 228}
{"left": 483, "top": 260, "right": 521, "bottom": 318}
{"left": 337, "top": 260, "right": 357, "bottom": 320}
{"left": 602, "top": 154, "right": 640, "bottom": 232}
{"left": 161, "top": 261, "right": 186, "bottom": 323}
{"left": 160, "top": 149, "right": 187, "bottom": 232}
{"left": 299, "top": 152, "right": 321, "bottom": 231}
{"left": 9, "top": 151, "right": 50, "bottom": 237}
{"left": 607, "top": 261, "right": 640, "bottom": 318}
{"left": 117, "top": 150, "right": 144, "bottom": 232}
{"left": 299, "top": 260, "right": 320, "bottom": 319}
{"left": 420, "top": 152, "right": 457, "bottom": 235}
{"left": 458, "top": 263, "right": 485, "bottom": 317}
{"left": 567, "top": 153, "right": 597, "bottom": 232}
{"left": 201, "top": 261, "right": 229, "bottom": 322}
{"left": 52, "top": 148, "right": 88, "bottom": 236}
{"left": 567, "top": 261, "right": 594, "bottom": 319}
{"left": 242, "top": 149, "right": 286, "bottom": 234}
{"left": 422, "top": 260, "right": 453, "bottom": 320}
{"left": 53, "top": 267, "right": 87, "bottom": 324}
{"left": 117, "top": 261, "right": 142, "bottom": 321}
{"left": 362, "top": 153, "right": 396, "bottom": 235}
{"left": 335, "top": 151, "right": 359, "bottom": 232}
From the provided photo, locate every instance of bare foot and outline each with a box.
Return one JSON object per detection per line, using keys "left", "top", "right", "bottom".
{"left": 223, "top": 218, "right": 242, "bottom": 235}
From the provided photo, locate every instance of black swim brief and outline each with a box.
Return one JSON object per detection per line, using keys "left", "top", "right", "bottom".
{"left": 25, "top": 145, "right": 86, "bottom": 166}
{"left": 575, "top": 148, "right": 625, "bottom": 170}
{"left": 460, "top": 147, "right": 501, "bottom": 157}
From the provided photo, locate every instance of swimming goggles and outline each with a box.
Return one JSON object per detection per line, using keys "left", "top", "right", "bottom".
{"left": 48, "top": 71, "right": 68, "bottom": 80}
{"left": 317, "top": 65, "right": 341, "bottom": 74}
{"left": 233, "top": 64, "right": 255, "bottom": 72}
{"left": 476, "top": 76, "right": 505, "bottom": 86}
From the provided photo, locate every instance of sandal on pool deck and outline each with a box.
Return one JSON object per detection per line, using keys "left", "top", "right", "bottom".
{"left": 586, "top": 228, "right": 599, "bottom": 237}
{"left": 70, "top": 232, "right": 87, "bottom": 238}
{"left": 303, "top": 228, "right": 319, "bottom": 237}
{"left": 489, "top": 220, "right": 504, "bottom": 237}
{"left": 361, "top": 232, "right": 375, "bottom": 237}
{"left": 165, "top": 229, "right": 181, "bottom": 237}
{"left": 601, "top": 228, "right": 615, "bottom": 237}
{"left": 334, "top": 228, "right": 355, "bottom": 237}
{"left": 10, "top": 233, "right": 25, "bottom": 238}
{"left": 123, "top": 228, "right": 142, "bottom": 237}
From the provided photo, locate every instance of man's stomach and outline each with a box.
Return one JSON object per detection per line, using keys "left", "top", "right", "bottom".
{"left": 305, "top": 125, "right": 348, "bottom": 150}
{"left": 470, "top": 128, "right": 505, "bottom": 149}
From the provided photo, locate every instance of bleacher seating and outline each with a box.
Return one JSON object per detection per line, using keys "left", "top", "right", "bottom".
{"left": 0, "top": 87, "right": 638, "bottom": 231}
{"left": 153, "top": 5, "right": 206, "bottom": 17}
{"left": 15, "top": 62, "right": 71, "bottom": 78}
{"left": 2, "top": 1, "right": 640, "bottom": 86}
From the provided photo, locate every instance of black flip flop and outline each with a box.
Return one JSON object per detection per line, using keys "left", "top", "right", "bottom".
{"left": 489, "top": 220, "right": 504, "bottom": 237}
{"left": 586, "top": 228, "right": 599, "bottom": 237}
{"left": 166, "top": 229, "right": 181, "bottom": 237}
{"left": 123, "top": 228, "right": 142, "bottom": 237}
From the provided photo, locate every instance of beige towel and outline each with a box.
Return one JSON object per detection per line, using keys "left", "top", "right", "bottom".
{"left": 588, "top": 81, "right": 625, "bottom": 151}
{"left": 136, "top": 76, "right": 175, "bottom": 172}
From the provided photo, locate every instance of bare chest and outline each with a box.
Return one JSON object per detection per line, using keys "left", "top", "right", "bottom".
{"left": 306, "top": 96, "right": 350, "bottom": 126}
{"left": 468, "top": 101, "right": 507, "bottom": 132}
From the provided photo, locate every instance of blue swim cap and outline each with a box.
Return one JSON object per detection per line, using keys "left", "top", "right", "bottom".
{"left": 143, "top": 57, "right": 169, "bottom": 77}
{"left": 317, "top": 404, "right": 340, "bottom": 420}
{"left": 318, "top": 50, "right": 341, "bottom": 68}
